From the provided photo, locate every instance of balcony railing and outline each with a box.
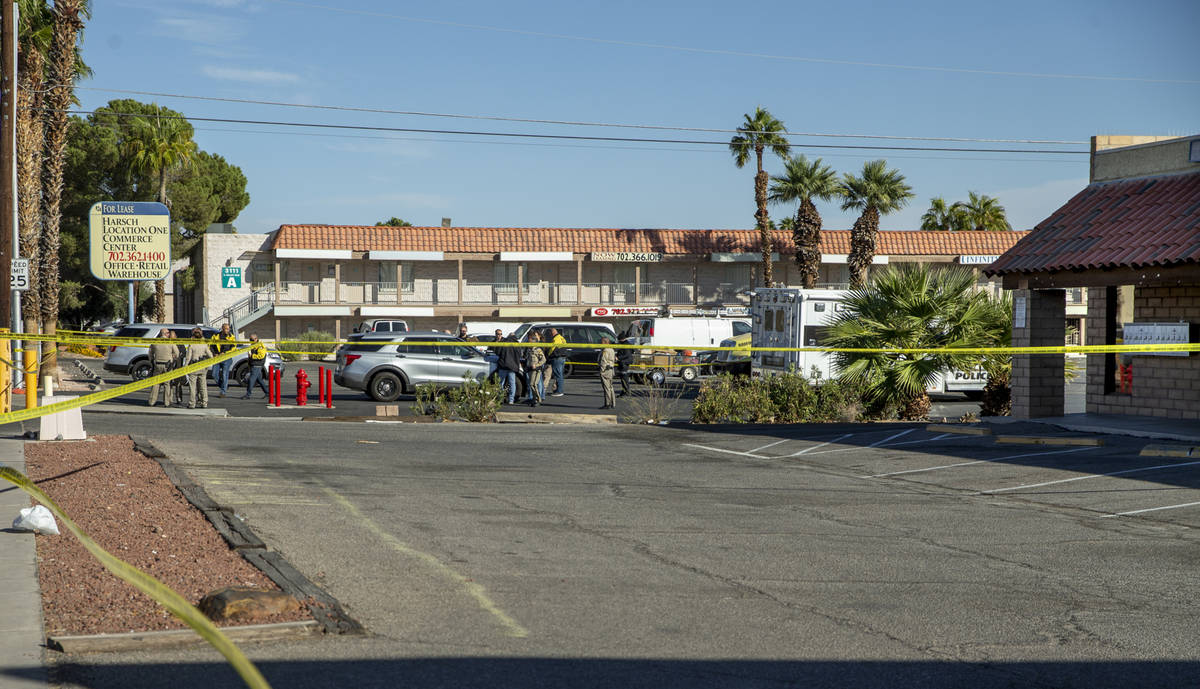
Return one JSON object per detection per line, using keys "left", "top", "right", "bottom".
{"left": 275, "top": 280, "right": 754, "bottom": 306}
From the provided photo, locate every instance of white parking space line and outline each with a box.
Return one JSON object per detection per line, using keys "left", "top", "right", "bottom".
{"left": 1103, "top": 501, "right": 1200, "bottom": 518}
{"left": 785, "top": 434, "right": 854, "bottom": 457}
{"left": 682, "top": 443, "right": 769, "bottom": 459}
{"left": 748, "top": 438, "right": 791, "bottom": 454}
{"left": 861, "top": 446, "right": 1097, "bottom": 478}
{"left": 980, "top": 459, "right": 1200, "bottom": 494}
{"left": 870, "top": 429, "right": 914, "bottom": 447}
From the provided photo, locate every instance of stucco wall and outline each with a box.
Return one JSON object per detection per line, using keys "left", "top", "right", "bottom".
{"left": 1090, "top": 135, "right": 1198, "bottom": 183}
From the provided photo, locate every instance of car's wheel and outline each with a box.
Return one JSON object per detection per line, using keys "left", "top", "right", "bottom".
{"left": 562, "top": 363, "right": 575, "bottom": 377}
{"left": 130, "top": 359, "right": 153, "bottom": 381}
{"left": 647, "top": 368, "right": 667, "bottom": 386}
{"left": 679, "top": 366, "right": 698, "bottom": 382}
{"left": 369, "top": 372, "right": 403, "bottom": 402}
{"left": 233, "top": 363, "right": 249, "bottom": 387}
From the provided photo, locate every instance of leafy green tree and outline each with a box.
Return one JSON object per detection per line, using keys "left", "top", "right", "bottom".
{"left": 171, "top": 151, "right": 251, "bottom": 249}
{"left": 957, "top": 191, "right": 1012, "bottom": 231}
{"left": 824, "top": 263, "right": 999, "bottom": 420}
{"left": 729, "top": 107, "right": 790, "bottom": 286}
{"left": 769, "top": 155, "right": 840, "bottom": 288}
{"left": 375, "top": 217, "right": 413, "bottom": 227}
{"left": 919, "top": 196, "right": 968, "bottom": 232}
{"left": 840, "top": 160, "right": 914, "bottom": 288}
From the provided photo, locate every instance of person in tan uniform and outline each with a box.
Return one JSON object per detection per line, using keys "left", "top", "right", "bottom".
{"left": 147, "top": 331, "right": 179, "bottom": 407}
{"left": 183, "top": 327, "right": 212, "bottom": 408}
{"left": 598, "top": 335, "right": 616, "bottom": 409}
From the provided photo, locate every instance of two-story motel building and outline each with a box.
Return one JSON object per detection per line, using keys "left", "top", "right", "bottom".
{"left": 177, "top": 225, "right": 1028, "bottom": 340}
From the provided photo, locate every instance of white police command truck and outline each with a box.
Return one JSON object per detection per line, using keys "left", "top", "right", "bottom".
{"left": 749, "top": 287, "right": 986, "bottom": 397}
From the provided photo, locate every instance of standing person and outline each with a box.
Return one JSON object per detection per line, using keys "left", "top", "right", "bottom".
{"left": 209, "top": 323, "right": 237, "bottom": 398}
{"left": 615, "top": 330, "right": 634, "bottom": 397}
{"left": 598, "top": 335, "right": 616, "bottom": 409}
{"left": 147, "top": 330, "right": 178, "bottom": 407}
{"left": 184, "top": 327, "right": 212, "bottom": 409}
{"left": 524, "top": 331, "right": 547, "bottom": 406}
{"left": 240, "top": 333, "right": 271, "bottom": 399}
{"left": 168, "top": 331, "right": 186, "bottom": 406}
{"left": 495, "top": 334, "right": 528, "bottom": 405}
{"left": 547, "top": 327, "right": 567, "bottom": 396}
{"left": 457, "top": 323, "right": 469, "bottom": 339}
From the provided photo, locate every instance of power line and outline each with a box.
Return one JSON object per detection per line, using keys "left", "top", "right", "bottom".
{"left": 52, "top": 108, "right": 1088, "bottom": 155}
{"left": 263, "top": 0, "right": 1200, "bottom": 86}
{"left": 187, "top": 125, "right": 1083, "bottom": 163}
{"left": 74, "top": 86, "right": 1088, "bottom": 145}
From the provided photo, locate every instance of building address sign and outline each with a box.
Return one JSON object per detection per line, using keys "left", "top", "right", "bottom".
{"left": 590, "top": 252, "right": 663, "bottom": 262}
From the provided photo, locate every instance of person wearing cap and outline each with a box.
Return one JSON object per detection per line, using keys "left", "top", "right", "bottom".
{"left": 598, "top": 335, "right": 616, "bottom": 409}
{"left": 147, "top": 330, "right": 178, "bottom": 407}
{"left": 241, "top": 333, "right": 271, "bottom": 399}
{"left": 183, "top": 327, "right": 212, "bottom": 409}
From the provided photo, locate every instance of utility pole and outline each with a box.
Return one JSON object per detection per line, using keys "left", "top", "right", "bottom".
{"left": 0, "top": 0, "right": 15, "bottom": 330}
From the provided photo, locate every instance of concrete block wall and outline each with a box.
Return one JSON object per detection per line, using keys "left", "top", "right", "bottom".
{"left": 202, "top": 234, "right": 273, "bottom": 322}
{"left": 1011, "top": 289, "right": 1066, "bottom": 419}
{"left": 1087, "top": 284, "right": 1200, "bottom": 421}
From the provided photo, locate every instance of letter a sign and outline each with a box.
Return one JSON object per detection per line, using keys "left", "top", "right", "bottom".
{"left": 222, "top": 266, "right": 242, "bottom": 288}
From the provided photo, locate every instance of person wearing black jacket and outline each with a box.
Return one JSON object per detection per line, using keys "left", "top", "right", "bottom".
{"left": 616, "top": 330, "right": 634, "bottom": 397}
{"left": 496, "top": 334, "right": 529, "bottom": 405}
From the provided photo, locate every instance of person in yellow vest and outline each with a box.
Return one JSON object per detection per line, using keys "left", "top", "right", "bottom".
{"left": 240, "top": 333, "right": 271, "bottom": 399}
{"left": 547, "top": 327, "right": 568, "bottom": 396}
{"left": 209, "top": 323, "right": 238, "bottom": 398}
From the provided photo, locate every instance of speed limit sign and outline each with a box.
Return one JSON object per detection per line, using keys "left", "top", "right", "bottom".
{"left": 10, "top": 258, "right": 30, "bottom": 291}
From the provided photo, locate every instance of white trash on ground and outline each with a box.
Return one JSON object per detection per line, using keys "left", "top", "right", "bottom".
{"left": 11, "top": 504, "right": 60, "bottom": 535}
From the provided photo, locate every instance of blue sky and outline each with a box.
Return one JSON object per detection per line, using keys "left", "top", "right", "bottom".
{"left": 77, "top": 0, "right": 1199, "bottom": 235}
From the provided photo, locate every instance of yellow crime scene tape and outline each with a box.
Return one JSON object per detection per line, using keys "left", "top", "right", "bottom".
{"left": 0, "top": 346, "right": 246, "bottom": 426}
{"left": 1, "top": 330, "right": 1195, "bottom": 426}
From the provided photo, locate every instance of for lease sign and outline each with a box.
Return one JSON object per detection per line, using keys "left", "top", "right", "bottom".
{"left": 88, "top": 201, "right": 172, "bottom": 280}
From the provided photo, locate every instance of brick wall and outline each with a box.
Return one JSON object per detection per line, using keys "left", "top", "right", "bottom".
{"left": 1011, "top": 289, "right": 1066, "bottom": 419}
{"left": 1087, "top": 284, "right": 1200, "bottom": 421}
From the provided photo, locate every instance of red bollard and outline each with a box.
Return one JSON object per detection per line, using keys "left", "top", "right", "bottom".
{"left": 325, "top": 368, "right": 333, "bottom": 408}
{"left": 318, "top": 366, "right": 326, "bottom": 405}
{"left": 267, "top": 365, "right": 275, "bottom": 405}
{"left": 275, "top": 367, "right": 283, "bottom": 407}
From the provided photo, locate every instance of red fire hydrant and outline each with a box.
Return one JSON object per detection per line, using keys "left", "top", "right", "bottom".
{"left": 295, "top": 369, "right": 311, "bottom": 406}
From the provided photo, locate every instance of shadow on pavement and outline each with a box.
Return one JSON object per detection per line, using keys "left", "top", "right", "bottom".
{"left": 8, "top": 657, "right": 1199, "bottom": 689}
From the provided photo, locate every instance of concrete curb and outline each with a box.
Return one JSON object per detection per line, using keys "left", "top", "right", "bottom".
{"left": 496, "top": 411, "right": 617, "bottom": 424}
{"left": 83, "top": 404, "right": 228, "bottom": 417}
{"left": 1140, "top": 444, "right": 1200, "bottom": 458}
{"left": 926, "top": 423, "right": 991, "bottom": 436}
{"left": 48, "top": 620, "right": 320, "bottom": 654}
{"left": 130, "top": 437, "right": 363, "bottom": 638}
{"left": 994, "top": 435, "right": 1105, "bottom": 447}
{"left": 984, "top": 416, "right": 1200, "bottom": 444}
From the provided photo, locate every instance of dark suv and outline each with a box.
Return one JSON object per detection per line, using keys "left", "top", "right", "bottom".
{"left": 511, "top": 322, "right": 617, "bottom": 377}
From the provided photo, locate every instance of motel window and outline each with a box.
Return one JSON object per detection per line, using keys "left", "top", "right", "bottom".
{"left": 494, "top": 263, "right": 525, "bottom": 292}
{"left": 378, "top": 262, "right": 413, "bottom": 293}
{"left": 724, "top": 264, "right": 753, "bottom": 289}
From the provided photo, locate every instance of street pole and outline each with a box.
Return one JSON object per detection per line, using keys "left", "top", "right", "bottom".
{"left": 1, "top": 0, "right": 15, "bottom": 330}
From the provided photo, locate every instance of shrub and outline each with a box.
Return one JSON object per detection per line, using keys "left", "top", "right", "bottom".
{"left": 691, "top": 372, "right": 866, "bottom": 424}
{"left": 281, "top": 330, "right": 336, "bottom": 362}
{"left": 65, "top": 343, "right": 104, "bottom": 358}
{"left": 621, "top": 382, "right": 684, "bottom": 425}
{"left": 411, "top": 375, "right": 503, "bottom": 422}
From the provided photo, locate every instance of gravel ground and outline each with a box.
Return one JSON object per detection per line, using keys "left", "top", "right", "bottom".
{"left": 25, "top": 435, "right": 311, "bottom": 636}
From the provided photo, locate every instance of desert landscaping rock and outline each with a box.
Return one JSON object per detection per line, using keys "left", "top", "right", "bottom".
{"left": 199, "top": 586, "right": 301, "bottom": 622}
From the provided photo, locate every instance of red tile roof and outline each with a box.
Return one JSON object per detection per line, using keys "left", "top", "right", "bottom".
{"left": 987, "top": 171, "right": 1200, "bottom": 275}
{"left": 272, "top": 225, "right": 1026, "bottom": 257}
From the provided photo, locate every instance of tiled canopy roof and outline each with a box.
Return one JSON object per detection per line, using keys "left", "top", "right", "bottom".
{"left": 272, "top": 225, "right": 1026, "bottom": 256}
{"left": 987, "top": 171, "right": 1200, "bottom": 275}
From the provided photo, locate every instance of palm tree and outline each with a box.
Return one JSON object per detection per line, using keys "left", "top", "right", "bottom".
{"left": 729, "top": 107, "right": 790, "bottom": 286}
{"left": 824, "top": 263, "right": 1000, "bottom": 420}
{"left": 957, "top": 191, "right": 1012, "bottom": 231}
{"left": 124, "top": 107, "right": 198, "bottom": 322}
{"left": 768, "top": 155, "right": 840, "bottom": 288}
{"left": 39, "top": 0, "right": 89, "bottom": 379}
{"left": 840, "top": 160, "right": 914, "bottom": 287}
{"left": 16, "top": 0, "right": 53, "bottom": 341}
{"left": 919, "top": 196, "right": 967, "bottom": 232}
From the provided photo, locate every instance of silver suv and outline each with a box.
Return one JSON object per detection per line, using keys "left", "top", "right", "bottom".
{"left": 102, "top": 323, "right": 285, "bottom": 386}
{"left": 334, "top": 331, "right": 492, "bottom": 402}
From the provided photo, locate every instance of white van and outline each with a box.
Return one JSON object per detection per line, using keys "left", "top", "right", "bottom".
{"left": 627, "top": 317, "right": 751, "bottom": 351}
{"left": 461, "top": 322, "right": 521, "bottom": 338}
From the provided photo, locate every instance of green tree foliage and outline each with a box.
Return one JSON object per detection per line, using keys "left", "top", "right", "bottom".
{"left": 729, "top": 107, "right": 790, "bottom": 286}
{"left": 59, "top": 100, "right": 250, "bottom": 326}
{"left": 769, "top": 155, "right": 841, "bottom": 288}
{"left": 920, "top": 192, "right": 1012, "bottom": 232}
{"left": 375, "top": 217, "right": 413, "bottom": 227}
{"left": 839, "top": 160, "right": 914, "bottom": 288}
{"left": 919, "top": 196, "right": 968, "bottom": 232}
{"left": 824, "top": 263, "right": 1003, "bottom": 420}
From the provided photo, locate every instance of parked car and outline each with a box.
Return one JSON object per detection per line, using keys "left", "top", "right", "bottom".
{"left": 713, "top": 331, "right": 752, "bottom": 375}
{"left": 102, "top": 323, "right": 284, "bottom": 386}
{"left": 510, "top": 321, "right": 618, "bottom": 377}
{"left": 334, "top": 331, "right": 492, "bottom": 402}
{"left": 352, "top": 319, "right": 409, "bottom": 334}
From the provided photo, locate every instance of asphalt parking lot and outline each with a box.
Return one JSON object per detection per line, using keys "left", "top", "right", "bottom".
{"left": 43, "top": 414, "right": 1200, "bottom": 689}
